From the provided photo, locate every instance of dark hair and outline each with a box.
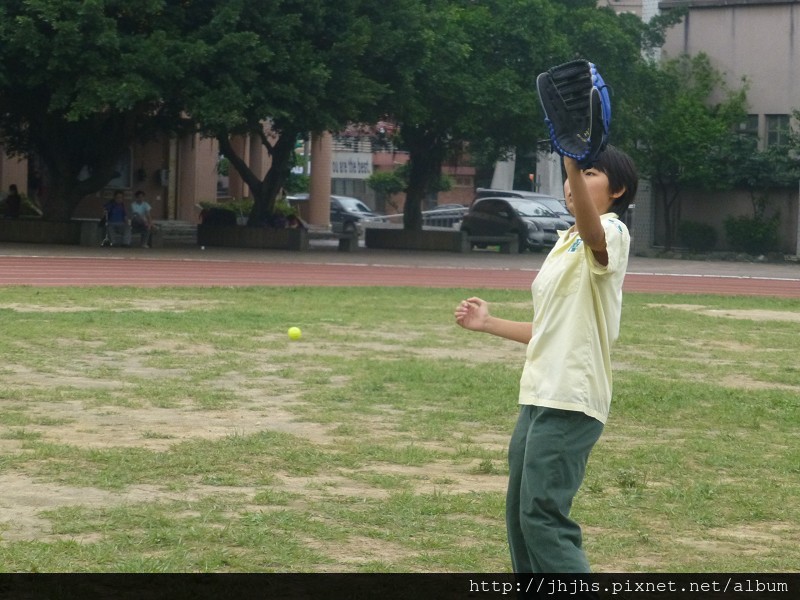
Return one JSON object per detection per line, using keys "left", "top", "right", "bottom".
{"left": 135, "top": 190, "right": 145, "bottom": 198}
{"left": 592, "top": 145, "right": 638, "bottom": 218}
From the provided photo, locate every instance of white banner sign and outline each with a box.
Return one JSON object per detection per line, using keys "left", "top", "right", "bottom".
{"left": 331, "top": 152, "right": 373, "bottom": 179}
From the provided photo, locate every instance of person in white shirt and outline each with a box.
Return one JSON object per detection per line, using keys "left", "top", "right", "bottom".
{"left": 131, "top": 190, "right": 154, "bottom": 248}
{"left": 455, "top": 145, "right": 638, "bottom": 578}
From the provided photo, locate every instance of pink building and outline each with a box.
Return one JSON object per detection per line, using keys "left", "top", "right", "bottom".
{"left": 1, "top": 124, "right": 474, "bottom": 228}
{"left": 0, "top": 132, "right": 219, "bottom": 225}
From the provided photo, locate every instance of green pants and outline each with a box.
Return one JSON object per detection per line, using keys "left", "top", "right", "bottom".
{"left": 506, "top": 405, "right": 604, "bottom": 573}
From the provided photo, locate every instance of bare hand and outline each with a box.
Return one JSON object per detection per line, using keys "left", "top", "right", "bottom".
{"left": 454, "top": 297, "right": 490, "bottom": 332}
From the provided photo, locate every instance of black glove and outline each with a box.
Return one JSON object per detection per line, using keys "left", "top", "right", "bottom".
{"left": 536, "top": 59, "right": 611, "bottom": 168}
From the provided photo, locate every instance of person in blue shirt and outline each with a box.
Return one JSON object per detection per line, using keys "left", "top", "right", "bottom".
{"left": 103, "top": 191, "right": 131, "bottom": 247}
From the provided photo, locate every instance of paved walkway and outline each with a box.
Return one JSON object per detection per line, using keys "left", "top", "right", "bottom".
{"left": 1, "top": 241, "right": 799, "bottom": 297}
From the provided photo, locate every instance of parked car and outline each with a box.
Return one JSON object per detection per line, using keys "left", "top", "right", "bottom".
{"left": 474, "top": 188, "right": 575, "bottom": 226}
{"left": 460, "top": 197, "right": 571, "bottom": 251}
{"left": 287, "top": 193, "right": 379, "bottom": 235}
{"left": 421, "top": 204, "right": 469, "bottom": 228}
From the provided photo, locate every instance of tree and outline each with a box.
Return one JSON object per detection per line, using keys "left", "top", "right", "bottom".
{"left": 626, "top": 54, "right": 748, "bottom": 250}
{"left": 366, "top": 171, "right": 405, "bottom": 213}
{"left": 377, "top": 0, "right": 565, "bottom": 230}
{"left": 720, "top": 122, "right": 800, "bottom": 255}
{"left": 728, "top": 136, "right": 800, "bottom": 219}
{"left": 493, "top": 5, "right": 683, "bottom": 195}
{"left": 388, "top": 0, "right": 676, "bottom": 231}
{"left": 0, "top": 0, "right": 187, "bottom": 221}
{"left": 175, "top": 0, "right": 389, "bottom": 226}
{"left": 554, "top": 5, "right": 686, "bottom": 154}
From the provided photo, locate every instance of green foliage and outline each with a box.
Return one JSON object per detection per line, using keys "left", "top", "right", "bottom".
{"left": 0, "top": 0, "right": 389, "bottom": 221}
{"left": 367, "top": 171, "right": 406, "bottom": 196}
{"left": 199, "top": 197, "right": 298, "bottom": 219}
{"left": 727, "top": 136, "right": 800, "bottom": 219}
{"left": 366, "top": 170, "right": 405, "bottom": 211}
{"left": 0, "top": 0, "right": 763, "bottom": 240}
{"left": 0, "top": 0, "right": 186, "bottom": 219}
{"left": 632, "top": 54, "right": 748, "bottom": 188}
{"left": 678, "top": 221, "right": 718, "bottom": 253}
{"left": 284, "top": 172, "right": 309, "bottom": 195}
{"left": 180, "top": 0, "right": 390, "bottom": 224}
{"left": 216, "top": 156, "right": 230, "bottom": 177}
{"left": 389, "top": 0, "right": 565, "bottom": 228}
{"left": 724, "top": 214, "right": 781, "bottom": 255}
{"left": 627, "top": 54, "right": 749, "bottom": 250}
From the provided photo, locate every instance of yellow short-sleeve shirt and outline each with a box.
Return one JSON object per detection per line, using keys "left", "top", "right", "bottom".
{"left": 518, "top": 213, "right": 630, "bottom": 423}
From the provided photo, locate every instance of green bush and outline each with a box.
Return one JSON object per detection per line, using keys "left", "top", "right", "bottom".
{"left": 285, "top": 172, "right": 309, "bottom": 194}
{"left": 724, "top": 214, "right": 780, "bottom": 255}
{"left": 678, "top": 221, "right": 718, "bottom": 253}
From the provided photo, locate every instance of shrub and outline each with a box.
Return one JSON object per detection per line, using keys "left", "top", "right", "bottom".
{"left": 724, "top": 214, "right": 780, "bottom": 254}
{"left": 678, "top": 221, "right": 718, "bottom": 253}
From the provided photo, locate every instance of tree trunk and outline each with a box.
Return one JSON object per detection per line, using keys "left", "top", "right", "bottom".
{"left": 31, "top": 112, "right": 139, "bottom": 221}
{"left": 37, "top": 153, "right": 121, "bottom": 222}
{"left": 659, "top": 183, "right": 681, "bottom": 251}
{"left": 219, "top": 128, "right": 298, "bottom": 226}
{"left": 402, "top": 125, "right": 446, "bottom": 231}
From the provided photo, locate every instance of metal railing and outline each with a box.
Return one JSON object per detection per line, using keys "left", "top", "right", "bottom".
{"left": 363, "top": 206, "right": 469, "bottom": 230}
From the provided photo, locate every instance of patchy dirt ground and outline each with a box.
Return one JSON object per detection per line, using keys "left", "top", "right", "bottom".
{"left": 0, "top": 352, "right": 509, "bottom": 547}
{"left": 646, "top": 303, "right": 800, "bottom": 323}
{"left": 2, "top": 300, "right": 797, "bottom": 570}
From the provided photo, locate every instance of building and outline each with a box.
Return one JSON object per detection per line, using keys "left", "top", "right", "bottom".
{"left": 1, "top": 119, "right": 474, "bottom": 231}
{"left": 0, "top": 133, "right": 219, "bottom": 225}
{"left": 537, "top": 0, "right": 800, "bottom": 255}
{"left": 655, "top": 0, "right": 800, "bottom": 254}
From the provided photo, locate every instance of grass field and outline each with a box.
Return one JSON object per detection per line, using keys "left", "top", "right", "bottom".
{"left": 0, "top": 285, "right": 798, "bottom": 572}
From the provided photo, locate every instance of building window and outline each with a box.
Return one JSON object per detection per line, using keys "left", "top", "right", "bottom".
{"left": 106, "top": 148, "right": 133, "bottom": 189}
{"left": 765, "top": 114, "right": 791, "bottom": 147}
{"left": 737, "top": 114, "right": 759, "bottom": 138}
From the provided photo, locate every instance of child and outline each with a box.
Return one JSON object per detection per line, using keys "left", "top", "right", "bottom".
{"left": 455, "top": 145, "right": 638, "bottom": 576}
{"left": 103, "top": 191, "right": 132, "bottom": 247}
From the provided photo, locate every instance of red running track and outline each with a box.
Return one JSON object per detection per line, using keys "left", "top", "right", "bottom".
{"left": 1, "top": 255, "right": 800, "bottom": 297}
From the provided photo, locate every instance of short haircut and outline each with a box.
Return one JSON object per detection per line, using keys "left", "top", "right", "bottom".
{"left": 135, "top": 190, "right": 145, "bottom": 198}
{"left": 592, "top": 145, "right": 638, "bottom": 219}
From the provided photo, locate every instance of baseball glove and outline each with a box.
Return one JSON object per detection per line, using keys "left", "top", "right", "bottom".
{"left": 536, "top": 59, "right": 611, "bottom": 168}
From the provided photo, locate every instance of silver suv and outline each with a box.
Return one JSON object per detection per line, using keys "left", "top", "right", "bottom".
{"left": 474, "top": 188, "right": 574, "bottom": 226}
{"left": 460, "top": 196, "right": 571, "bottom": 251}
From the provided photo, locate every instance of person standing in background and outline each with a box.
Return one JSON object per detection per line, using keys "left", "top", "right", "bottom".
{"left": 131, "top": 190, "right": 155, "bottom": 248}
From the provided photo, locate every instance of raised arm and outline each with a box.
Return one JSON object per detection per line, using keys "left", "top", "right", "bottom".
{"left": 563, "top": 157, "right": 615, "bottom": 266}
{"left": 565, "top": 159, "right": 605, "bottom": 244}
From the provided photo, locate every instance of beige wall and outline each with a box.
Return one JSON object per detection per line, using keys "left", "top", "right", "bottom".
{"left": 177, "top": 135, "right": 219, "bottom": 222}
{"left": 128, "top": 138, "right": 169, "bottom": 219}
{"left": 656, "top": 0, "right": 800, "bottom": 253}
{"left": 0, "top": 155, "right": 28, "bottom": 198}
{"left": 73, "top": 138, "right": 170, "bottom": 219}
{"left": 67, "top": 133, "right": 219, "bottom": 222}
{"left": 661, "top": 1, "right": 800, "bottom": 120}
{"left": 653, "top": 187, "right": 798, "bottom": 253}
